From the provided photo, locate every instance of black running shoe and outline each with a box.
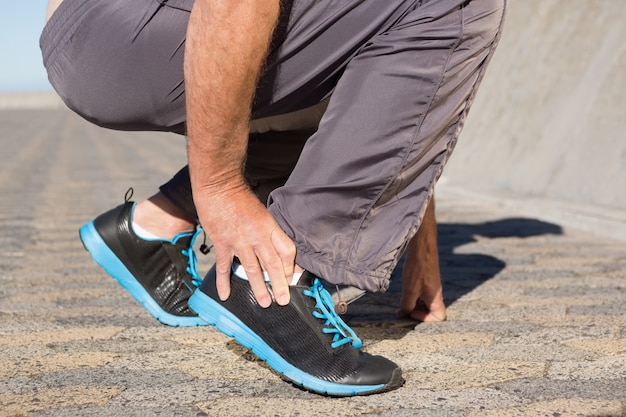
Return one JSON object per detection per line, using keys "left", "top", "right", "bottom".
{"left": 79, "top": 202, "right": 207, "bottom": 327}
{"left": 188, "top": 262, "right": 404, "bottom": 396}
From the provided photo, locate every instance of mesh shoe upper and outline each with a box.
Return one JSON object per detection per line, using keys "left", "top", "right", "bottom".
{"left": 189, "top": 265, "right": 404, "bottom": 395}
{"left": 81, "top": 202, "right": 206, "bottom": 325}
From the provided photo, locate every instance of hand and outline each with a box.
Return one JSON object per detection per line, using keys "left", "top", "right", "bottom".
{"left": 397, "top": 268, "right": 447, "bottom": 322}
{"left": 396, "top": 198, "right": 447, "bottom": 322}
{"left": 194, "top": 183, "right": 296, "bottom": 308}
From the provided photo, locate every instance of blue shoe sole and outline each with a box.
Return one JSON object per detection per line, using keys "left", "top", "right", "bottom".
{"left": 188, "top": 289, "right": 387, "bottom": 396}
{"left": 79, "top": 221, "right": 207, "bottom": 327}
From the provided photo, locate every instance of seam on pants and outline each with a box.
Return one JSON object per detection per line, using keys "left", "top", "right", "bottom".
{"left": 386, "top": 0, "right": 508, "bottom": 282}
{"left": 342, "top": 5, "right": 465, "bottom": 284}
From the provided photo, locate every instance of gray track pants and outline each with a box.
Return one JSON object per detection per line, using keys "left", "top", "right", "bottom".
{"left": 41, "top": 0, "right": 507, "bottom": 292}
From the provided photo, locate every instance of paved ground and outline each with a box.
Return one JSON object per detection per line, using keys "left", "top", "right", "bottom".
{"left": 0, "top": 108, "right": 624, "bottom": 416}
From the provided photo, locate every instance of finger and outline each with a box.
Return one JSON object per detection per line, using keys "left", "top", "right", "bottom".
{"left": 403, "top": 297, "right": 447, "bottom": 322}
{"left": 410, "top": 308, "right": 447, "bottom": 323}
{"left": 270, "top": 227, "right": 297, "bottom": 281}
{"left": 396, "top": 308, "right": 412, "bottom": 319}
{"left": 409, "top": 308, "right": 432, "bottom": 322}
{"left": 413, "top": 292, "right": 447, "bottom": 322}
{"left": 214, "top": 251, "right": 234, "bottom": 301}
{"left": 397, "top": 290, "right": 419, "bottom": 318}
{"left": 256, "top": 246, "right": 290, "bottom": 306}
{"left": 238, "top": 250, "right": 272, "bottom": 308}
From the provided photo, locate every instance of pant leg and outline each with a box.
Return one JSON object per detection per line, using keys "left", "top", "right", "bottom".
{"left": 41, "top": 0, "right": 193, "bottom": 134}
{"left": 268, "top": 0, "right": 507, "bottom": 292}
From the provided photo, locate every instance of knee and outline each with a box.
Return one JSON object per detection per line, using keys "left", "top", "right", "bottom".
{"left": 52, "top": 74, "right": 154, "bottom": 131}
{"left": 48, "top": 63, "right": 185, "bottom": 133}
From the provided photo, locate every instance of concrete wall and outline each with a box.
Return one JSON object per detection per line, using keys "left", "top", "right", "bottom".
{"left": 0, "top": 91, "right": 63, "bottom": 109}
{"left": 441, "top": 0, "right": 626, "bottom": 240}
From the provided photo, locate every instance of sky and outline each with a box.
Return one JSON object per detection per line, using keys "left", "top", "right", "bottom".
{"left": 0, "top": 1, "right": 52, "bottom": 92}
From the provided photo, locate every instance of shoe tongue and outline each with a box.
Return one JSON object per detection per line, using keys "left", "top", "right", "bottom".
{"left": 293, "top": 271, "right": 316, "bottom": 287}
{"left": 230, "top": 261, "right": 314, "bottom": 286}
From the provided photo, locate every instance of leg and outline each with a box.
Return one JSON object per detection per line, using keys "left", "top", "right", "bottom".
{"left": 269, "top": 0, "right": 507, "bottom": 293}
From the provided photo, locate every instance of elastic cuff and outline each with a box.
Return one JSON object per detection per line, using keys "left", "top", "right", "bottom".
{"left": 159, "top": 165, "right": 198, "bottom": 221}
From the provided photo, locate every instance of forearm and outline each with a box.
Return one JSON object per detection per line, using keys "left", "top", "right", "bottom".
{"left": 184, "top": 0, "right": 280, "bottom": 195}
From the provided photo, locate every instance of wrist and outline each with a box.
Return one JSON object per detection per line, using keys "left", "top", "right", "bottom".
{"left": 191, "top": 173, "right": 250, "bottom": 203}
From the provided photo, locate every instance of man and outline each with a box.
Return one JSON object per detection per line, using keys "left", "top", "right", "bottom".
{"left": 42, "top": 0, "right": 505, "bottom": 396}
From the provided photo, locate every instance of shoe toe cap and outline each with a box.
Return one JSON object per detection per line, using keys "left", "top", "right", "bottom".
{"left": 337, "top": 352, "right": 404, "bottom": 390}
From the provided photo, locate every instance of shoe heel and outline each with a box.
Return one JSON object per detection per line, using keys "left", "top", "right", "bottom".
{"left": 79, "top": 221, "right": 206, "bottom": 327}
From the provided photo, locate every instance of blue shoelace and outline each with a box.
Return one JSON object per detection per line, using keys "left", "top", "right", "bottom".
{"left": 304, "top": 278, "right": 363, "bottom": 349}
{"left": 182, "top": 227, "right": 204, "bottom": 288}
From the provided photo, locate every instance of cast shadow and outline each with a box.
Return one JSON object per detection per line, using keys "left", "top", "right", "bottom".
{"left": 344, "top": 217, "right": 563, "bottom": 340}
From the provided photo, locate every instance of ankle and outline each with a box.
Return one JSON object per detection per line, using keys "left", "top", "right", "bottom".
{"left": 133, "top": 193, "right": 197, "bottom": 239}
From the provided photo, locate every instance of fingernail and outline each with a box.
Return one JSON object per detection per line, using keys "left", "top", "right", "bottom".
{"left": 259, "top": 295, "right": 271, "bottom": 308}
{"left": 277, "top": 293, "right": 290, "bottom": 306}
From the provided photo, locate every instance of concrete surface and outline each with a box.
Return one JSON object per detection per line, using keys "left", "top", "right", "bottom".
{"left": 1, "top": 108, "right": 624, "bottom": 416}
{"left": 441, "top": 0, "right": 626, "bottom": 242}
